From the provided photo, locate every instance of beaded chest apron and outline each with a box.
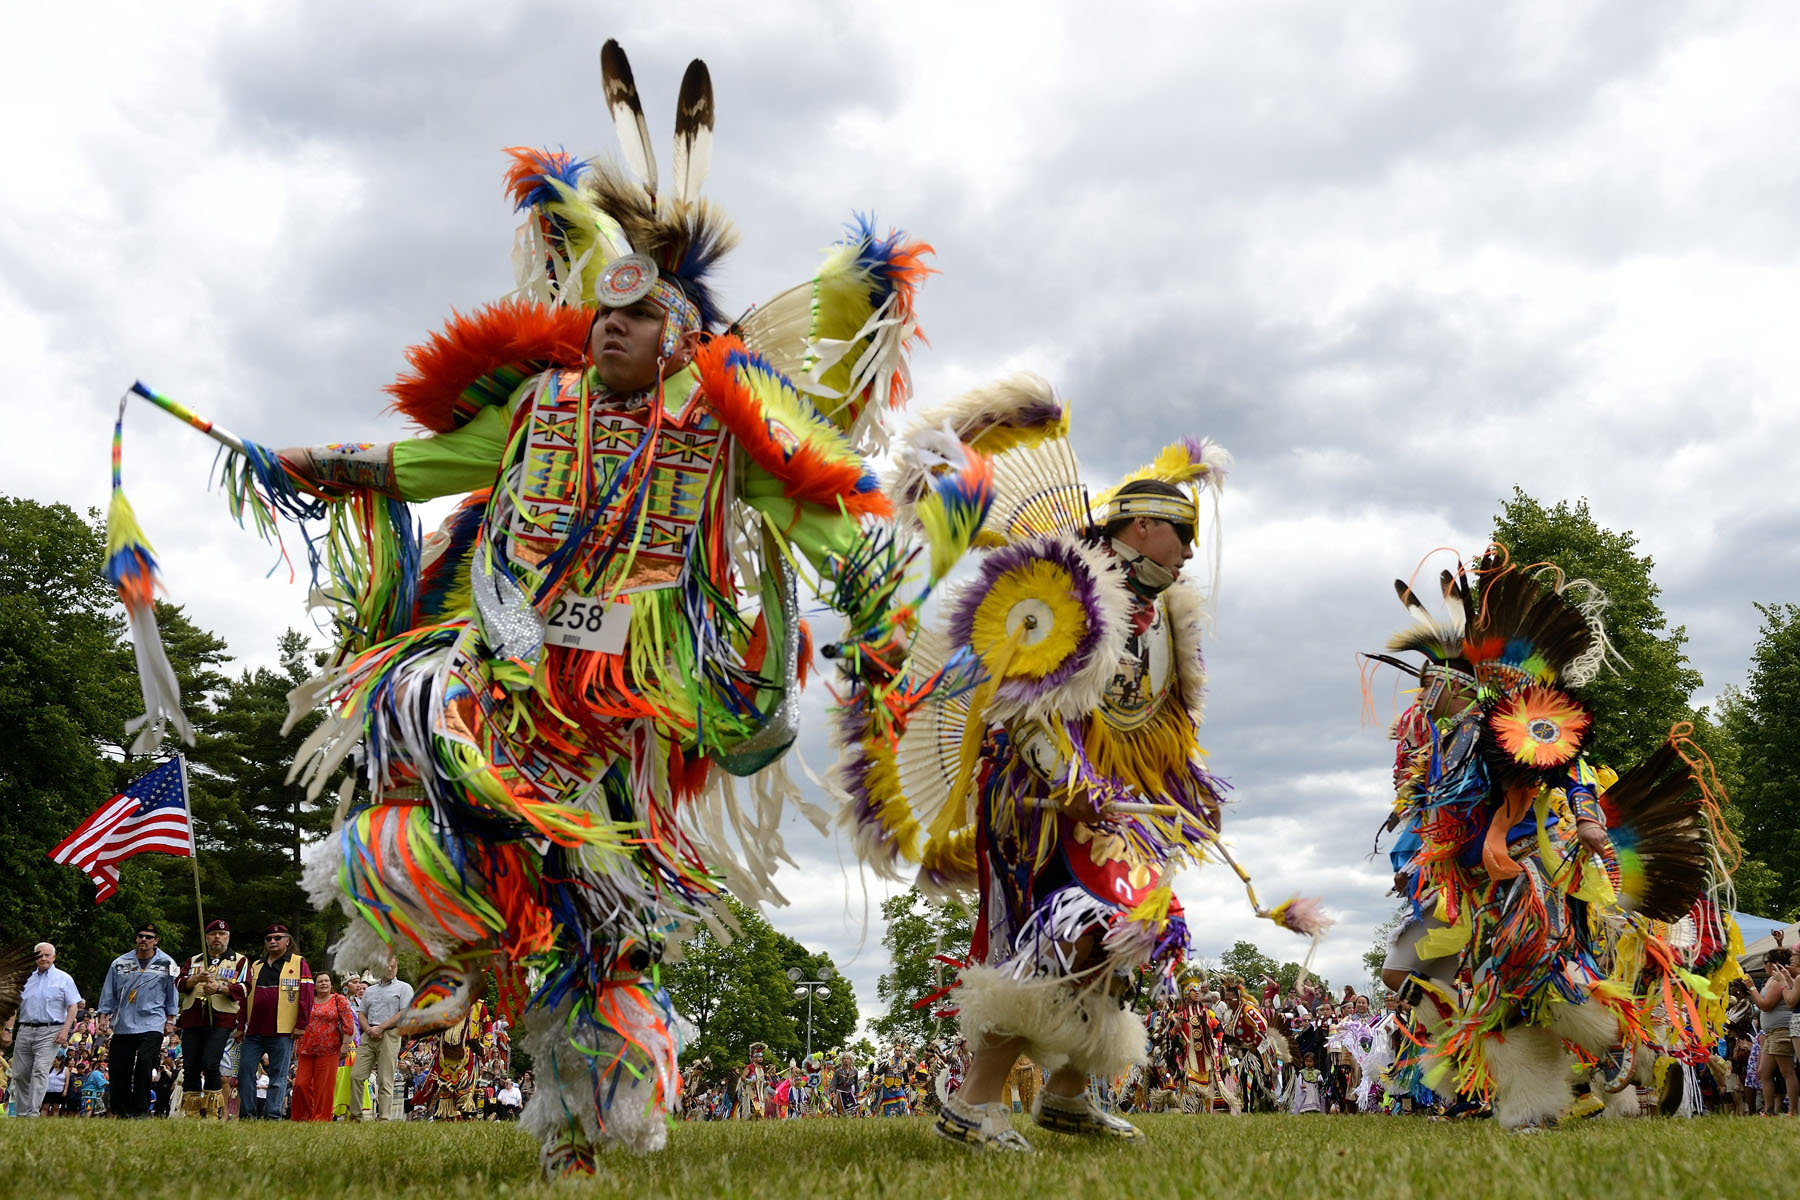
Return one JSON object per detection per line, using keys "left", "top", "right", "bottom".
{"left": 508, "top": 369, "right": 728, "bottom": 597}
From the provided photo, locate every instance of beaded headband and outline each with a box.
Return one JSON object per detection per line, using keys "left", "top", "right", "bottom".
{"left": 1104, "top": 490, "right": 1199, "bottom": 536}
{"left": 597, "top": 253, "right": 703, "bottom": 358}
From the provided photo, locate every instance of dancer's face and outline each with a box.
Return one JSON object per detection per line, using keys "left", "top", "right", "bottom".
{"left": 590, "top": 299, "right": 690, "bottom": 394}
{"left": 1116, "top": 515, "right": 1194, "bottom": 579}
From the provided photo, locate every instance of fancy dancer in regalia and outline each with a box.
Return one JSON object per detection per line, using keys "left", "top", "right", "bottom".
{"left": 105, "top": 41, "right": 989, "bottom": 1177}
{"left": 832, "top": 381, "right": 1328, "bottom": 1150}
{"left": 1367, "top": 549, "right": 1746, "bottom": 1128}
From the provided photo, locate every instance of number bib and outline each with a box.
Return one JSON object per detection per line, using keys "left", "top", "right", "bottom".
{"left": 544, "top": 593, "right": 632, "bottom": 654}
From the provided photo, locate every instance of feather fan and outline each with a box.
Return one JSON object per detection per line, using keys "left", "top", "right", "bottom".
{"left": 1599, "top": 741, "right": 1713, "bottom": 922}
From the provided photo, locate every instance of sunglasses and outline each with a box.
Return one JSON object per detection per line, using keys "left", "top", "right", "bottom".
{"left": 135, "top": 934, "right": 157, "bottom": 941}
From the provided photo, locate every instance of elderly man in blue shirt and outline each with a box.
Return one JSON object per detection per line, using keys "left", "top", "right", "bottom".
{"left": 97, "top": 922, "right": 181, "bottom": 1118}
{"left": 5, "top": 942, "right": 83, "bottom": 1116}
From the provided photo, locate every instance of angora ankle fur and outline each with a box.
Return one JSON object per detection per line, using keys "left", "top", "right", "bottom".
{"left": 1485, "top": 1025, "right": 1572, "bottom": 1129}
{"left": 955, "top": 964, "right": 1148, "bottom": 1080}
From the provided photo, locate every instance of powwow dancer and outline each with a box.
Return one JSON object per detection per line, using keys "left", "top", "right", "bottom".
{"left": 738, "top": 1044, "right": 772, "bottom": 1121}
{"left": 101, "top": 41, "right": 989, "bottom": 1175}
{"left": 831, "top": 381, "right": 1329, "bottom": 1150}
{"left": 1367, "top": 549, "right": 1744, "bottom": 1128}
{"left": 1219, "top": 975, "right": 1279, "bottom": 1112}
{"left": 1165, "top": 977, "right": 1232, "bottom": 1113}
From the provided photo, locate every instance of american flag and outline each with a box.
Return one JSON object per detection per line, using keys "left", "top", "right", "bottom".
{"left": 47, "top": 756, "right": 193, "bottom": 902}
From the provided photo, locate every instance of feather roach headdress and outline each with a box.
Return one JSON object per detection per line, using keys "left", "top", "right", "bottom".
{"left": 507, "top": 40, "right": 736, "bottom": 354}
{"left": 1372, "top": 549, "right": 1629, "bottom": 789}
{"left": 1094, "top": 438, "right": 1231, "bottom": 540}
{"left": 1382, "top": 551, "right": 1623, "bottom": 696}
{"left": 504, "top": 45, "right": 935, "bottom": 451}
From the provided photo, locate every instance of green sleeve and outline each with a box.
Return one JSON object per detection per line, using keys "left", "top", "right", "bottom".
{"left": 736, "top": 455, "right": 863, "bottom": 573}
{"left": 391, "top": 403, "right": 514, "bottom": 502}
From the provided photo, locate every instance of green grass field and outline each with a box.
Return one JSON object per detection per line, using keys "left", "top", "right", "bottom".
{"left": 3, "top": 1113, "right": 1786, "bottom": 1199}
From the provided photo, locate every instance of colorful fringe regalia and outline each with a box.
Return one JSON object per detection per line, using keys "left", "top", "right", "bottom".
{"left": 1163, "top": 984, "right": 1233, "bottom": 1112}
{"left": 1367, "top": 549, "right": 1741, "bottom": 1128}
{"left": 831, "top": 379, "right": 1322, "bottom": 1123}
{"left": 109, "top": 42, "right": 981, "bottom": 1178}
{"left": 421, "top": 999, "right": 490, "bottom": 1121}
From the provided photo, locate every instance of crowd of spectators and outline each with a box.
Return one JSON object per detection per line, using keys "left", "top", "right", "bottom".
{"left": 13, "top": 926, "right": 1797, "bottom": 1126}
{"left": 1, "top": 926, "right": 526, "bottom": 1123}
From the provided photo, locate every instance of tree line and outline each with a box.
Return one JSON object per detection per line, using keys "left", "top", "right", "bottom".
{"left": 7, "top": 485, "right": 1797, "bottom": 1037}
{"left": 2, "top": 495, "right": 339, "bottom": 994}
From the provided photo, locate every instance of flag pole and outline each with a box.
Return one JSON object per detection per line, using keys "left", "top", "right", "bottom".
{"left": 177, "top": 752, "right": 206, "bottom": 935}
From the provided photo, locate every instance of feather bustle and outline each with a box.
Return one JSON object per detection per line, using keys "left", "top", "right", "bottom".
{"left": 1600, "top": 741, "right": 1712, "bottom": 922}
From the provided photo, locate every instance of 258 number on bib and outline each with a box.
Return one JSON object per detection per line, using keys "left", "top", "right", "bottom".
{"left": 543, "top": 594, "right": 631, "bottom": 654}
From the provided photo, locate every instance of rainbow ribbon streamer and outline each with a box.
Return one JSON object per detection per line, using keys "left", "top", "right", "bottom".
{"left": 106, "top": 388, "right": 193, "bottom": 753}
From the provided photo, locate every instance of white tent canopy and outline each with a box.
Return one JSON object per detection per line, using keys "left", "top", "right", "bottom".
{"left": 1738, "top": 920, "right": 1799, "bottom": 970}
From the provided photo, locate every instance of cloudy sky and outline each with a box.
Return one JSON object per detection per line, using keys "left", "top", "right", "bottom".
{"left": 6, "top": 1, "right": 1798, "bottom": 1031}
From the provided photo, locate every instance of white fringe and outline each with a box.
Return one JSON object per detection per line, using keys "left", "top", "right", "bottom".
{"left": 954, "top": 964, "right": 1148, "bottom": 1080}
{"left": 1485, "top": 1026, "right": 1572, "bottom": 1129}
{"left": 329, "top": 920, "right": 390, "bottom": 977}
{"left": 1161, "top": 581, "right": 1211, "bottom": 728}
{"left": 518, "top": 993, "right": 677, "bottom": 1159}
{"left": 1546, "top": 998, "right": 1620, "bottom": 1055}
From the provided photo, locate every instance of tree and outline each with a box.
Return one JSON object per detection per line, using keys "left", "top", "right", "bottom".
{"left": 770, "top": 931, "right": 859, "bottom": 1060}
{"left": 1214, "top": 938, "right": 1331, "bottom": 999}
{"left": 661, "top": 897, "right": 858, "bottom": 1070}
{"left": 185, "top": 627, "right": 341, "bottom": 956}
{"left": 0, "top": 497, "right": 211, "bottom": 991}
{"left": 1362, "top": 907, "right": 1408, "bottom": 1001}
{"left": 1722, "top": 604, "right": 1800, "bottom": 917}
{"left": 873, "top": 886, "right": 972, "bottom": 1043}
{"left": 1490, "top": 489, "right": 1704, "bottom": 767}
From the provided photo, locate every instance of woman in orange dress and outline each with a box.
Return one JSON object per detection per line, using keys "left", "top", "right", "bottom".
{"left": 290, "top": 972, "right": 355, "bottom": 1121}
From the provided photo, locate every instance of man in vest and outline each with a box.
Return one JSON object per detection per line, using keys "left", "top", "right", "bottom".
{"left": 236, "top": 923, "right": 313, "bottom": 1119}
{"left": 176, "top": 918, "right": 249, "bottom": 1118}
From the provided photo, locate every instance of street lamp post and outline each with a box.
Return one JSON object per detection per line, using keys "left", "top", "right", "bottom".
{"left": 787, "top": 966, "right": 835, "bottom": 1061}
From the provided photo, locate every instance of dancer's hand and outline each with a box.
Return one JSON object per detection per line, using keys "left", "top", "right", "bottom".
{"left": 1574, "top": 819, "right": 1610, "bottom": 857}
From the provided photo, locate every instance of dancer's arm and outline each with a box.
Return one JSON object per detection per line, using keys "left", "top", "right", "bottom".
{"left": 278, "top": 398, "right": 516, "bottom": 501}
